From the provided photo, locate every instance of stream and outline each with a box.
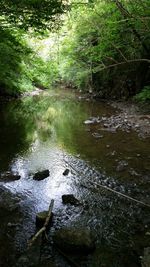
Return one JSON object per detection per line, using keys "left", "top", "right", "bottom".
{"left": 0, "top": 89, "right": 149, "bottom": 267}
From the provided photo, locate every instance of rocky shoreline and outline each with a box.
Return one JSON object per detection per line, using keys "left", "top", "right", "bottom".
{"left": 83, "top": 99, "right": 150, "bottom": 138}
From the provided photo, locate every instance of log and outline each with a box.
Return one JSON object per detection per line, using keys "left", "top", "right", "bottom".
{"left": 28, "top": 199, "right": 54, "bottom": 248}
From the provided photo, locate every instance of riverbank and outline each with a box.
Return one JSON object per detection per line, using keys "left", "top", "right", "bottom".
{"left": 109, "top": 101, "right": 150, "bottom": 138}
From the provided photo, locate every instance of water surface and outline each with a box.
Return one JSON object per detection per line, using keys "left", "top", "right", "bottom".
{"left": 0, "top": 89, "right": 149, "bottom": 267}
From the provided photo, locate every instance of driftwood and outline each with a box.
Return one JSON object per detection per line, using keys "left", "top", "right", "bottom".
{"left": 28, "top": 199, "right": 54, "bottom": 248}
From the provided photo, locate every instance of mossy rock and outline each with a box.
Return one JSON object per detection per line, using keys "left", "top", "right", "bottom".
{"left": 53, "top": 227, "right": 95, "bottom": 253}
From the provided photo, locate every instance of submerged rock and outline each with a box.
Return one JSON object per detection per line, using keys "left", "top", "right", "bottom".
{"left": 0, "top": 171, "right": 21, "bottom": 182}
{"left": 62, "top": 194, "right": 80, "bottom": 206}
{"left": 0, "top": 185, "right": 20, "bottom": 212}
{"left": 63, "top": 169, "right": 70, "bottom": 176}
{"left": 53, "top": 228, "right": 95, "bottom": 253}
{"left": 33, "top": 170, "right": 49, "bottom": 181}
{"left": 116, "top": 160, "right": 128, "bottom": 172}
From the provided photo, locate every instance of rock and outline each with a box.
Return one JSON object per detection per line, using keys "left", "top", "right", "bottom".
{"left": 116, "top": 160, "right": 128, "bottom": 172}
{"left": 129, "top": 168, "right": 139, "bottom": 176}
{"left": 0, "top": 171, "right": 21, "bottom": 182}
{"left": 141, "top": 247, "right": 150, "bottom": 267}
{"left": 62, "top": 194, "right": 80, "bottom": 206}
{"left": 53, "top": 228, "right": 95, "bottom": 253}
{"left": 63, "top": 169, "right": 70, "bottom": 176}
{"left": 145, "top": 232, "right": 150, "bottom": 236}
{"left": 16, "top": 255, "right": 30, "bottom": 266}
{"left": 110, "top": 151, "right": 116, "bottom": 156}
{"left": 7, "top": 222, "right": 18, "bottom": 227}
{"left": 84, "top": 117, "right": 100, "bottom": 125}
{"left": 84, "top": 119, "right": 94, "bottom": 125}
{"left": 92, "top": 133, "right": 104, "bottom": 138}
{"left": 36, "top": 210, "right": 53, "bottom": 227}
{"left": 0, "top": 185, "right": 20, "bottom": 212}
{"left": 33, "top": 170, "right": 49, "bottom": 181}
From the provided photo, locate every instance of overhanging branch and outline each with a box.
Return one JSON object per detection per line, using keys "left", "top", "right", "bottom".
{"left": 93, "top": 58, "right": 150, "bottom": 73}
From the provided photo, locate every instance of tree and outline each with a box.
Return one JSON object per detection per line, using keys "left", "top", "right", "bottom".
{"left": 57, "top": 0, "right": 150, "bottom": 98}
{"left": 0, "top": 0, "right": 65, "bottom": 96}
{"left": 0, "top": 0, "right": 65, "bottom": 31}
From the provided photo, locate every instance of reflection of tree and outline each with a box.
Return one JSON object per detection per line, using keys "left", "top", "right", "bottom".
{"left": 0, "top": 101, "right": 36, "bottom": 171}
{"left": 21, "top": 96, "right": 88, "bottom": 149}
{"left": 0, "top": 95, "right": 88, "bottom": 170}
{"left": 35, "top": 107, "right": 57, "bottom": 141}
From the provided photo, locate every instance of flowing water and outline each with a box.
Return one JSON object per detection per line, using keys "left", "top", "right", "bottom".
{"left": 0, "top": 89, "right": 149, "bottom": 267}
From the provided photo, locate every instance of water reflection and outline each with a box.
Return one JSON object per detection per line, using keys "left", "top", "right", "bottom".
{"left": 0, "top": 92, "right": 150, "bottom": 191}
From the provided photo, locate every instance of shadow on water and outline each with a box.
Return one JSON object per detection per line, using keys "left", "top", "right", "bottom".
{"left": 0, "top": 89, "right": 149, "bottom": 267}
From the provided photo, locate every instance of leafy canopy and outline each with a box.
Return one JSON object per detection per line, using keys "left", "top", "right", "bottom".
{"left": 0, "top": 0, "right": 66, "bottom": 31}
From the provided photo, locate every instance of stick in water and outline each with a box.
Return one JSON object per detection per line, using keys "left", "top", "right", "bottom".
{"left": 28, "top": 199, "right": 54, "bottom": 248}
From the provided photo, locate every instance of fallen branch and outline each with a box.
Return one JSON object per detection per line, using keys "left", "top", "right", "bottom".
{"left": 28, "top": 199, "right": 54, "bottom": 248}
{"left": 81, "top": 180, "right": 150, "bottom": 208}
{"left": 63, "top": 158, "right": 150, "bottom": 208}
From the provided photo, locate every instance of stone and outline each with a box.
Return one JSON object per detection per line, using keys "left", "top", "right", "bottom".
{"left": 63, "top": 169, "right": 70, "bottom": 176}
{"left": 106, "top": 145, "right": 110, "bottom": 148}
{"left": 141, "top": 247, "right": 150, "bottom": 267}
{"left": 36, "top": 210, "right": 53, "bottom": 227}
{"left": 129, "top": 168, "right": 139, "bottom": 176}
{"left": 33, "top": 170, "right": 49, "bottom": 181}
{"left": 84, "top": 117, "right": 100, "bottom": 125}
{"left": 84, "top": 119, "right": 94, "bottom": 125}
{"left": 116, "top": 160, "right": 128, "bottom": 172}
{"left": 0, "top": 185, "right": 20, "bottom": 212}
{"left": 92, "top": 133, "right": 104, "bottom": 138}
{"left": 7, "top": 222, "right": 18, "bottom": 227}
{"left": 53, "top": 228, "right": 95, "bottom": 253}
{"left": 0, "top": 171, "right": 21, "bottom": 182}
{"left": 62, "top": 194, "right": 80, "bottom": 206}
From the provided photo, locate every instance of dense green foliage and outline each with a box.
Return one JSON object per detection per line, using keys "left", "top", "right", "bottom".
{"left": 0, "top": 27, "right": 31, "bottom": 95}
{"left": 58, "top": 0, "right": 150, "bottom": 98}
{"left": 0, "top": 0, "right": 64, "bottom": 31}
{"left": 0, "top": 28, "right": 58, "bottom": 95}
{"left": 135, "top": 86, "right": 150, "bottom": 101}
{"left": 0, "top": 0, "right": 63, "bottom": 96}
{"left": 0, "top": 0, "right": 149, "bottom": 99}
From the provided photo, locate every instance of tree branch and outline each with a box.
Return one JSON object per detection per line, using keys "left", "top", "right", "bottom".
{"left": 28, "top": 199, "right": 54, "bottom": 248}
{"left": 93, "top": 58, "right": 150, "bottom": 73}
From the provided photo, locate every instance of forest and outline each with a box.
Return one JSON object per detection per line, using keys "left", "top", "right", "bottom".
{"left": 0, "top": 0, "right": 150, "bottom": 100}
